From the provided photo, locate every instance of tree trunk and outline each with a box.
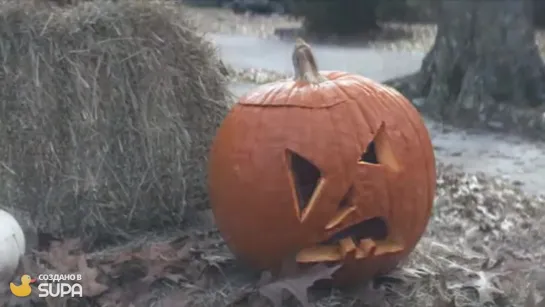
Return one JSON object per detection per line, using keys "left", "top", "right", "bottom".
{"left": 409, "top": 0, "right": 545, "bottom": 127}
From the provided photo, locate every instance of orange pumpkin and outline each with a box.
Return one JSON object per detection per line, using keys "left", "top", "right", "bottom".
{"left": 208, "top": 38, "right": 436, "bottom": 285}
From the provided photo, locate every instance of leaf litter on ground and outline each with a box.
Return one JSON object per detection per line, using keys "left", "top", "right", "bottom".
{"left": 2, "top": 232, "right": 232, "bottom": 307}
{"left": 257, "top": 258, "right": 342, "bottom": 307}
{"left": 3, "top": 163, "right": 545, "bottom": 306}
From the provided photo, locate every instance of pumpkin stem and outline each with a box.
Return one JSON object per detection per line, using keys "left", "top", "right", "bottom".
{"left": 292, "top": 38, "right": 327, "bottom": 84}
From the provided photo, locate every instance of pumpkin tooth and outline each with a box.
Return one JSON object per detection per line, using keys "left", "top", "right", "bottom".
{"left": 325, "top": 206, "right": 357, "bottom": 230}
{"left": 358, "top": 239, "right": 377, "bottom": 257}
{"left": 374, "top": 241, "right": 404, "bottom": 256}
{"left": 355, "top": 248, "right": 367, "bottom": 259}
{"left": 339, "top": 237, "right": 357, "bottom": 258}
{"left": 296, "top": 246, "right": 342, "bottom": 263}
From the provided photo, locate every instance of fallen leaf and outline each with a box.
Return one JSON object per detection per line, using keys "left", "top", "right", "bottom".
{"left": 103, "top": 250, "right": 137, "bottom": 266}
{"left": 138, "top": 242, "right": 172, "bottom": 261}
{"left": 36, "top": 239, "right": 81, "bottom": 273}
{"left": 155, "top": 288, "right": 197, "bottom": 307}
{"left": 525, "top": 286, "right": 545, "bottom": 307}
{"left": 456, "top": 271, "right": 504, "bottom": 304}
{"left": 44, "top": 295, "right": 69, "bottom": 307}
{"left": 258, "top": 263, "right": 342, "bottom": 307}
{"left": 477, "top": 247, "right": 504, "bottom": 271}
{"left": 277, "top": 255, "right": 300, "bottom": 277}
{"left": 99, "top": 238, "right": 192, "bottom": 283}
{"left": 0, "top": 294, "right": 9, "bottom": 307}
{"left": 17, "top": 255, "right": 45, "bottom": 277}
{"left": 93, "top": 237, "right": 197, "bottom": 306}
{"left": 228, "top": 291, "right": 272, "bottom": 307}
{"left": 432, "top": 296, "right": 457, "bottom": 307}
{"left": 526, "top": 287, "right": 537, "bottom": 307}
{"left": 225, "top": 290, "right": 254, "bottom": 307}
{"left": 381, "top": 266, "right": 432, "bottom": 281}
{"left": 77, "top": 255, "right": 109, "bottom": 297}
{"left": 134, "top": 239, "right": 194, "bottom": 282}
{"left": 97, "top": 280, "right": 151, "bottom": 307}
{"left": 351, "top": 281, "right": 386, "bottom": 306}
{"left": 140, "top": 259, "right": 173, "bottom": 283}
{"left": 135, "top": 239, "right": 192, "bottom": 263}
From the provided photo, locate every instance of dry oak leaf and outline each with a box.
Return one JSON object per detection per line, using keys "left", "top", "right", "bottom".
{"left": 525, "top": 287, "right": 545, "bottom": 307}
{"left": 77, "top": 255, "right": 109, "bottom": 297}
{"left": 135, "top": 240, "right": 193, "bottom": 262}
{"left": 154, "top": 288, "right": 199, "bottom": 307}
{"left": 99, "top": 238, "right": 192, "bottom": 279}
{"left": 35, "top": 239, "right": 81, "bottom": 273}
{"left": 97, "top": 280, "right": 152, "bottom": 307}
{"left": 454, "top": 271, "right": 504, "bottom": 305}
{"left": 432, "top": 297, "right": 457, "bottom": 307}
{"left": 140, "top": 259, "right": 186, "bottom": 284}
{"left": 138, "top": 241, "right": 193, "bottom": 284}
{"left": 15, "top": 255, "right": 46, "bottom": 279}
{"left": 345, "top": 281, "right": 388, "bottom": 306}
{"left": 258, "top": 263, "right": 342, "bottom": 307}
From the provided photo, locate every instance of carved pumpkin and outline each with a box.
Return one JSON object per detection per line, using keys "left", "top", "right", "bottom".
{"left": 208, "top": 39, "right": 436, "bottom": 285}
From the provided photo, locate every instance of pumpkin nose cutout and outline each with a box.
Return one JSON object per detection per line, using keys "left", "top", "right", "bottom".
{"left": 325, "top": 125, "right": 389, "bottom": 231}
{"left": 325, "top": 187, "right": 357, "bottom": 230}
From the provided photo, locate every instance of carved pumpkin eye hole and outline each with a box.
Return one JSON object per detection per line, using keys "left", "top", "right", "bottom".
{"left": 359, "top": 141, "right": 378, "bottom": 164}
{"left": 357, "top": 122, "right": 400, "bottom": 171}
{"left": 287, "top": 149, "right": 323, "bottom": 220}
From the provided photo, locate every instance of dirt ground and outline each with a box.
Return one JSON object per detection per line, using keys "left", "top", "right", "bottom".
{"left": 3, "top": 6, "right": 545, "bottom": 307}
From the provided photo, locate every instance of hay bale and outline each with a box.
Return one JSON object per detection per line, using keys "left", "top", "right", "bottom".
{"left": 0, "top": 0, "right": 231, "bottom": 245}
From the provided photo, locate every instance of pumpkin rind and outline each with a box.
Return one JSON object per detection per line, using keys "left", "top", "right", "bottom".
{"left": 208, "top": 40, "right": 436, "bottom": 285}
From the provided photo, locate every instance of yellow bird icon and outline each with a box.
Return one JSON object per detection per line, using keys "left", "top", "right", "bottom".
{"left": 10, "top": 274, "right": 36, "bottom": 297}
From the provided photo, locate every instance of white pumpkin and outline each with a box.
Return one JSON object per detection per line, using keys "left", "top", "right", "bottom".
{"left": 0, "top": 209, "right": 25, "bottom": 284}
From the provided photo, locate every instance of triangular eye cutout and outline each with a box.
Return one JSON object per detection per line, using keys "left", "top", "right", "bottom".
{"left": 287, "top": 149, "right": 322, "bottom": 219}
{"left": 358, "top": 122, "right": 400, "bottom": 171}
{"left": 359, "top": 141, "right": 378, "bottom": 164}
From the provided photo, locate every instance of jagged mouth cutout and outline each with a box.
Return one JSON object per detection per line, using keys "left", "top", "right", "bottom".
{"left": 287, "top": 123, "right": 404, "bottom": 263}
